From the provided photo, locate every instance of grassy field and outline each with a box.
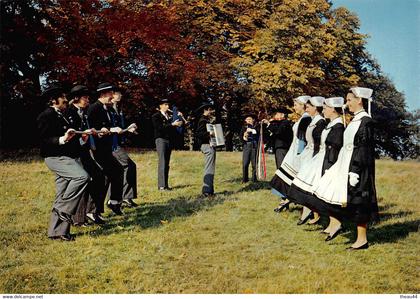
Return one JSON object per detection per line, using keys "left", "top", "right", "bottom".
{"left": 0, "top": 150, "right": 419, "bottom": 294}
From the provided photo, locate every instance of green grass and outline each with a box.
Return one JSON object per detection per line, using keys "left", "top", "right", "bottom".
{"left": 0, "top": 151, "right": 419, "bottom": 294}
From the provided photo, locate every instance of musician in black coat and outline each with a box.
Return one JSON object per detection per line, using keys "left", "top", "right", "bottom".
{"left": 65, "top": 85, "right": 107, "bottom": 225}
{"left": 37, "top": 84, "right": 90, "bottom": 241}
{"left": 195, "top": 102, "right": 217, "bottom": 196}
{"left": 263, "top": 108, "right": 293, "bottom": 169}
{"left": 240, "top": 114, "right": 259, "bottom": 183}
{"left": 151, "top": 99, "right": 183, "bottom": 190}
{"left": 87, "top": 82, "right": 124, "bottom": 215}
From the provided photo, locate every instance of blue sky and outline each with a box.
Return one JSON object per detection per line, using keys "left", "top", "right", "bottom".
{"left": 333, "top": 0, "right": 419, "bottom": 110}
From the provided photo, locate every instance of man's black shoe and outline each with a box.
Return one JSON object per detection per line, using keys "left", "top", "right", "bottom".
{"left": 49, "top": 234, "right": 75, "bottom": 242}
{"left": 86, "top": 213, "right": 106, "bottom": 225}
{"left": 107, "top": 203, "right": 123, "bottom": 215}
{"left": 122, "top": 199, "right": 138, "bottom": 208}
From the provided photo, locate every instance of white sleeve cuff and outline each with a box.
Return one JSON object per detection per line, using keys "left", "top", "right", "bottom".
{"left": 59, "top": 136, "right": 66, "bottom": 145}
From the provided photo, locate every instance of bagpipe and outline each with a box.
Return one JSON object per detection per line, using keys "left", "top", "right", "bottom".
{"left": 168, "top": 105, "right": 188, "bottom": 134}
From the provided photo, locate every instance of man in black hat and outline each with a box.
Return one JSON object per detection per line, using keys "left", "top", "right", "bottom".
{"left": 240, "top": 114, "right": 259, "bottom": 183}
{"left": 109, "top": 90, "right": 138, "bottom": 207}
{"left": 65, "top": 85, "right": 107, "bottom": 225}
{"left": 195, "top": 102, "right": 216, "bottom": 196}
{"left": 37, "top": 84, "right": 90, "bottom": 241}
{"left": 262, "top": 108, "right": 293, "bottom": 169}
{"left": 87, "top": 82, "right": 124, "bottom": 215}
{"left": 151, "top": 99, "right": 183, "bottom": 190}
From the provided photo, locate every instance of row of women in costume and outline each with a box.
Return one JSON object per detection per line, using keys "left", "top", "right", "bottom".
{"left": 37, "top": 83, "right": 138, "bottom": 241}
{"left": 270, "top": 87, "right": 379, "bottom": 250}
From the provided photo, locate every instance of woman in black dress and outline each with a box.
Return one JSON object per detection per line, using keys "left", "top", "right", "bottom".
{"left": 271, "top": 95, "right": 311, "bottom": 212}
{"left": 288, "top": 97, "right": 345, "bottom": 230}
{"left": 312, "top": 87, "right": 379, "bottom": 250}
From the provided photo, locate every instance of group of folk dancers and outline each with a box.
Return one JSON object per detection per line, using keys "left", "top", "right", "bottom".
{"left": 37, "top": 82, "right": 223, "bottom": 241}
{"left": 37, "top": 82, "right": 378, "bottom": 249}
{"left": 270, "top": 87, "right": 378, "bottom": 250}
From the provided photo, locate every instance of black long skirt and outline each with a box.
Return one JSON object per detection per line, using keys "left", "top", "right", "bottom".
{"left": 303, "top": 193, "right": 379, "bottom": 224}
{"left": 270, "top": 167, "right": 294, "bottom": 198}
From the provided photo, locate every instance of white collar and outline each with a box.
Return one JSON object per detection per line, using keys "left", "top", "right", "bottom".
{"left": 326, "top": 116, "right": 343, "bottom": 129}
{"left": 161, "top": 110, "right": 169, "bottom": 119}
{"left": 352, "top": 110, "right": 370, "bottom": 122}
{"left": 310, "top": 114, "right": 323, "bottom": 125}
{"left": 52, "top": 107, "right": 62, "bottom": 114}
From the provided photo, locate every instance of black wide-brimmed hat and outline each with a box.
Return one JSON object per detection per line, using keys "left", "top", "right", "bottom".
{"left": 194, "top": 102, "right": 214, "bottom": 114}
{"left": 41, "top": 84, "right": 66, "bottom": 100}
{"left": 96, "top": 82, "right": 116, "bottom": 93}
{"left": 69, "top": 85, "right": 90, "bottom": 98}
{"left": 158, "top": 98, "right": 170, "bottom": 106}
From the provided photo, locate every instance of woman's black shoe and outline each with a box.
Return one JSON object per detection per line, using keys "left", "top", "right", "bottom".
{"left": 325, "top": 227, "right": 343, "bottom": 242}
{"left": 346, "top": 243, "right": 369, "bottom": 250}
{"left": 274, "top": 202, "right": 290, "bottom": 213}
{"left": 297, "top": 212, "right": 313, "bottom": 225}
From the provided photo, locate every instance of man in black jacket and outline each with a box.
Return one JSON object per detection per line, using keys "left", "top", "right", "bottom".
{"left": 240, "top": 114, "right": 259, "bottom": 183}
{"left": 151, "top": 99, "right": 182, "bottom": 190}
{"left": 66, "top": 85, "right": 106, "bottom": 225}
{"left": 37, "top": 84, "right": 90, "bottom": 241}
{"left": 109, "top": 90, "right": 138, "bottom": 207}
{"left": 195, "top": 102, "right": 216, "bottom": 196}
{"left": 263, "top": 108, "right": 293, "bottom": 169}
{"left": 87, "top": 82, "right": 124, "bottom": 215}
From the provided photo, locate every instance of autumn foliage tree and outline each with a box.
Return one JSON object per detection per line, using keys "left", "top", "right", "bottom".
{"left": 0, "top": 0, "right": 417, "bottom": 158}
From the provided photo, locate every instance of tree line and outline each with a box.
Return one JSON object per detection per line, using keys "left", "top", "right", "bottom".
{"left": 1, "top": 0, "right": 418, "bottom": 159}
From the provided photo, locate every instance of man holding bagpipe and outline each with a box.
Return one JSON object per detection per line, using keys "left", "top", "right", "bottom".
{"left": 151, "top": 99, "right": 183, "bottom": 191}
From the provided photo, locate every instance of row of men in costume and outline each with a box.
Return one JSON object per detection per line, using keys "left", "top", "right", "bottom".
{"left": 37, "top": 83, "right": 230, "bottom": 241}
{"left": 37, "top": 83, "right": 139, "bottom": 241}
{"left": 269, "top": 87, "right": 379, "bottom": 250}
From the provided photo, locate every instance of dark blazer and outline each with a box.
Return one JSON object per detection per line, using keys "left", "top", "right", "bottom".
{"left": 348, "top": 117, "right": 377, "bottom": 211}
{"left": 240, "top": 124, "right": 259, "bottom": 144}
{"left": 65, "top": 104, "right": 87, "bottom": 131}
{"left": 322, "top": 122, "right": 344, "bottom": 175}
{"left": 195, "top": 115, "right": 212, "bottom": 147}
{"left": 152, "top": 111, "right": 175, "bottom": 140}
{"left": 37, "top": 107, "right": 80, "bottom": 158}
{"left": 266, "top": 119, "right": 293, "bottom": 149}
{"left": 297, "top": 116, "right": 312, "bottom": 145}
{"left": 311, "top": 119, "right": 327, "bottom": 156}
{"left": 87, "top": 101, "right": 114, "bottom": 152}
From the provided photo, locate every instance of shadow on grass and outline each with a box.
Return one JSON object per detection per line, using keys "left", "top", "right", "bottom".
{"left": 84, "top": 191, "right": 237, "bottom": 237}
{"left": 368, "top": 220, "right": 419, "bottom": 244}
{"left": 239, "top": 181, "right": 272, "bottom": 192}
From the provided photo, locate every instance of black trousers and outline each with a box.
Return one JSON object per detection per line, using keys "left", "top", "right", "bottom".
{"left": 93, "top": 150, "right": 124, "bottom": 204}
{"left": 242, "top": 142, "right": 257, "bottom": 182}
{"left": 156, "top": 138, "right": 172, "bottom": 188}
{"left": 274, "top": 148, "right": 288, "bottom": 169}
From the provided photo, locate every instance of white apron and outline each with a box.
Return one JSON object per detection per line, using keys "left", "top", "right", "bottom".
{"left": 293, "top": 117, "right": 343, "bottom": 193}
{"left": 296, "top": 114, "right": 324, "bottom": 171}
{"left": 274, "top": 113, "right": 310, "bottom": 185}
{"left": 313, "top": 111, "right": 370, "bottom": 206}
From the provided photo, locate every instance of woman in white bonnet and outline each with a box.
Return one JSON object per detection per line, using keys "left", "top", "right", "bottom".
{"left": 270, "top": 95, "right": 312, "bottom": 212}
{"left": 312, "top": 87, "right": 379, "bottom": 250}
{"left": 288, "top": 96, "right": 345, "bottom": 232}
